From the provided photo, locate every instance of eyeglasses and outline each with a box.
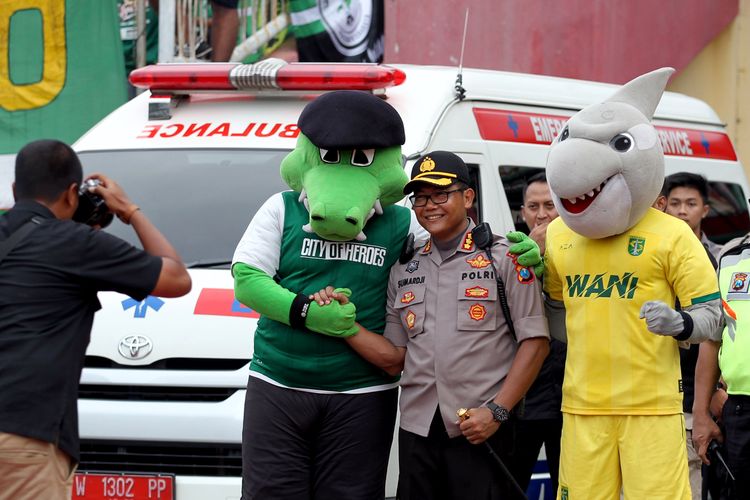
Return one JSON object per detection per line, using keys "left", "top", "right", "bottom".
{"left": 409, "top": 188, "right": 465, "bottom": 207}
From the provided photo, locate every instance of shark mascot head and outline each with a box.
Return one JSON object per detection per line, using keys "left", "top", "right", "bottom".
{"left": 546, "top": 67, "right": 675, "bottom": 239}
{"left": 279, "top": 90, "right": 407, "bottom": 242}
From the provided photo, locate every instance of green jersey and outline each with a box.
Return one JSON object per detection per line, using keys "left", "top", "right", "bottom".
{"left": 235, "top": 191, "right": 415, "bottom": 392}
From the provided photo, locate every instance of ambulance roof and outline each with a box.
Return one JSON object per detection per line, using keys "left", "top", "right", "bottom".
{"left": 74, "top": 64, "right": 722, "bottom": 156}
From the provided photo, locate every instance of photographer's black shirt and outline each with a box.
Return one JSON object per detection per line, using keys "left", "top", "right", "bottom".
{"left": 0, "top": 201, "right": 162, "bottom": 462}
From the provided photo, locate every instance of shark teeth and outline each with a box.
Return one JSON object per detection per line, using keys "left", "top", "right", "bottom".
{"left": 565, "top": 178, "right": 610, "bottom": 205}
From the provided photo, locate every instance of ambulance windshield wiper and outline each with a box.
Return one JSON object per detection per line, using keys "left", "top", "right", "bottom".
{"left": 186, "top": 259, "right": 233, "bottom": 269}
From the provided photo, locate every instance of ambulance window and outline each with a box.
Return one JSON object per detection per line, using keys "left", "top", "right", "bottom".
{"left": 77, "top": 149, "right": 290, "bottom": 266}
{"left": 497, "top": 165, "right": 545, "bottom": 234}
{"left": 466, "top": 163, "right": 481, "bottom": 223}
{"left": 703, "top": 181, "right": 750, "bottom": 244}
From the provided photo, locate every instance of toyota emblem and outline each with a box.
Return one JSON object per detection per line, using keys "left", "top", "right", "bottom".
{"left": 118, "top": 335, "right": 153, "bottom": 360}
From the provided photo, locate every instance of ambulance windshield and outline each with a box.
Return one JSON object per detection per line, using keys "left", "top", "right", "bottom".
{"left": 78, "top": 149, "right": 290, "bottom": 266}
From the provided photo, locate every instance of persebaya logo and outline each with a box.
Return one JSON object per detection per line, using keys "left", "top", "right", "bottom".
{"left": 565, "top": 272, "right": 639, "bottom": 299}
{"left": 628, "top": 236, "right": 646, "bottom": 256}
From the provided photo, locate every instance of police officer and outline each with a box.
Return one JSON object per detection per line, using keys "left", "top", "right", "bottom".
{"left": 325, "top": 151, "right": 550, "bottom": 499}
{"left": 694, "top": 235, "right": 750, "bottom": 499}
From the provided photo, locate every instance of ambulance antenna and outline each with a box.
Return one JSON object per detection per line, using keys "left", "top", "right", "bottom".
{"left": 454, "top": 8, "right": 469, "bottom": 101}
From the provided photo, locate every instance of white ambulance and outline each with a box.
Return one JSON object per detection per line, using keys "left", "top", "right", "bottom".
{"left": 2, "top": 61, "right": 748, "bottom": 500}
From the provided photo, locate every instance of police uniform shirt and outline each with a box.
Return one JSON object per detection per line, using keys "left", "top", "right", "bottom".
{"left": 0, "top": 201, "right": 162, "bottom": 462}
{"left": 384, "top": 220, "right": 549, "bottom": 438}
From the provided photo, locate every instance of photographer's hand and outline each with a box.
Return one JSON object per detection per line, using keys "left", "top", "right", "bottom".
{"left": 85, "top": 173, "right": 139, "bottom": 223}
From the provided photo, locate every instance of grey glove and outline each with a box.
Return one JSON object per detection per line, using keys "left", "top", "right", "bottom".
{"left": 639, "top": 300, "right": 684, "bottom": 336}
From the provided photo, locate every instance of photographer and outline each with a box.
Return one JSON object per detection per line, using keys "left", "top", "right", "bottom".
{"left": 0, "top": 139, "right": 191, "bottom": 500}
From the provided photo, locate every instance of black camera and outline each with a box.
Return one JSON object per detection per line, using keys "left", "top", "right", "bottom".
{"left": 73, "top": 179, "right": 114, "bottom": 228}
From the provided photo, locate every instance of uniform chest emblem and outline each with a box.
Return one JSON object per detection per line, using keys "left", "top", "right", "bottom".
{"left": 406, "top": 260, "right": 420, "bottom": 273}
{"left": 401, "top": 291, "right": 416, "bottom": 304}
{"left": 516, "top": 265, "right": 534, "bottom": 284}
{"left": 405, "top": 310, "right": 416, "bottom": 329}
{"left": 628, "top": 236, "right": 645, "bottom": 256}
{"left": 469, "top": 304, "right": 487, "bottom": 321}
{"left": 466, "top": 254, "right": 492, "bottom": 269}
{"left": 465, "top": 286, "right": 489, "bottom": 298}
{"left": 729, "top": 272, "right": 750, "bottom": 294}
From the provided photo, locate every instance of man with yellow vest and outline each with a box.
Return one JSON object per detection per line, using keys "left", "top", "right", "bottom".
{"left": 694, "top": 235, "right": 750, "bottom": 499}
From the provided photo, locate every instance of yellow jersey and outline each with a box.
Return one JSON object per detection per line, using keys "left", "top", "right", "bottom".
{"left": 544, "top": 208, "right": 720, "bottom": 415}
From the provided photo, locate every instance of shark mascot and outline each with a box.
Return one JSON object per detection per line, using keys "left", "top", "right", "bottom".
{"left": 231, "top": 90, "right": 541, "bottom": 500}
{"left": 542, "top": 68, "right": 722, "bottom": 499}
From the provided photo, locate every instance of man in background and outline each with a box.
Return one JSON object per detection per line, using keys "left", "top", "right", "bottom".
{"left": 662, "top": 172, "right": 722, "bottom": 499}
{"left": 509, "top": 171, "right": 566, "bottom": 495}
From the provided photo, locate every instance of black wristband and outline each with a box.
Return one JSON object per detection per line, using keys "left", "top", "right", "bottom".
{"left": 289, "top": 294, "right": 313, "bottom": 329}
{"left": 674, "top": 311, "right": 694, "bottom": 341}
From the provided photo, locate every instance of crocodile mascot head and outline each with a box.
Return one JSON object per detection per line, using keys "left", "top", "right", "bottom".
{"left": 280, "top": 90, "right": 407, "bottom": 242}
{"left": 546, "top": 67, "right": 675, "bottom": 239}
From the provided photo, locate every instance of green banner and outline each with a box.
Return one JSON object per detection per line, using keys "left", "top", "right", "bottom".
{"left": 0, "top": 0, "right": 127, "bottom": 154}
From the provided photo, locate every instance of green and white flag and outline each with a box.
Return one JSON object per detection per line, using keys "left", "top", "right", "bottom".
{"left": 0, "top": 0, "right": 128, "bottom": 154}
{"left": 289, "top": 0, "right": 384, "bottom": 63}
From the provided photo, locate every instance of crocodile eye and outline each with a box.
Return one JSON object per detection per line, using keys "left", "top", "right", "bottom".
{"left": 351, "top": 149, "right": 375, "bottom": 166}
{"left": 559, "top": 127, "right": 569, "bottom": 142}
{"left": 320, "top": 148, "right": 340, "bottom": 164}
{"left": 610, "top": 133, "right": 634, "bottom": 153}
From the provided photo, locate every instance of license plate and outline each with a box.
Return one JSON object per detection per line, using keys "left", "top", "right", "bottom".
{"left": 72, "top": 473, "right": 174, "bottom": 500}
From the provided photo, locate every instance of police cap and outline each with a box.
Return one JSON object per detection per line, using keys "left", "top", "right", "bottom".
{"left": 403, "top": 151, "right": 472, "bottom": 194}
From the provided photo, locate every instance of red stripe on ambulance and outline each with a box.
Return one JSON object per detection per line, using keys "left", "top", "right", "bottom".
{"left": 473, "top": 108, "right": 737, "bottom": 161}
{"left": 137, "top": 122, "right": 300, "bottom": 139}
{"left": 193, "top": 288, "right": 260, "bottom": 318}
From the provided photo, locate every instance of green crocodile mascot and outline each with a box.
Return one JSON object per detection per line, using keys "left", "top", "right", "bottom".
{"left": 231, "top": 90, "right": 541, "bottom": 500}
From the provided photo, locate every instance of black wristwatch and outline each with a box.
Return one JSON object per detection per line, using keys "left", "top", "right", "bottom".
{"left": 486, "top": 402, "right": 510, "bottom": 423}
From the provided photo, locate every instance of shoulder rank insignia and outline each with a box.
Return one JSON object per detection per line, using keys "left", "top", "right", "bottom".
{"left": 466, "top": 254, "right": 492, "bottom": 269}
{"left": 421, "top": 240, "right": 432, "bottom": 254}
{"left": 469, "top": 304, "right": 487, "bottom": 321}
{"left": 461, "top": 231, "right": 474, "bottom": 251}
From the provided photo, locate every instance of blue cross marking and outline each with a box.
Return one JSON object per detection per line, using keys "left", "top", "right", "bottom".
{"left": 122, "top": 296, "right": 165, "bottom": 318}
{"left": 507, "top": 114, "right": 519, "bottom": 138}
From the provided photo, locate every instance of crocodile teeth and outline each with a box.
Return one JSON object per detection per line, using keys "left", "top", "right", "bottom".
{"left": 302, "top": 224, "right": 314, "bottom": 233}
{"left": 355, "top": 231, "right": 367, "bottom": 241}
{"left": 374, "top": 199, "right": 383, "bottom": 215}
{"left": 298, "top": 189, "right": 307, "bottom": 203}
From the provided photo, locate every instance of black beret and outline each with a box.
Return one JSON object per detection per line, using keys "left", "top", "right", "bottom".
{"left": 298, "top": 90, "right": 405, "bottom": 149}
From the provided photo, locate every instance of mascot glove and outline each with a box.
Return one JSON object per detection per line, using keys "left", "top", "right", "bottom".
{"left": 507, "top": 231, "right": 543, "bottom": 277}
{"left": 305, "top": 287, "right": 359, "bottom": 338}
{"left": 639, "top": 301, "right": 684, "bottom": 336}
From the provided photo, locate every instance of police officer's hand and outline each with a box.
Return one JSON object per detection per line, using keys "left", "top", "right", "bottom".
{"left": 86, "top": 173, "right": 139, "bottom": 223}
{"left": 458, "top": 407, "right": 500, "bottom": 445}
{"left": 693, "top": 411, "right": 724, "bottom": 465}
{"left": 639, "top": 300, "right": 684, "bottom": 336}
{"left": 506, "top": 231, "right": 544, "bottom": 277}
{"left": 310, "top": 286, "right": 350, "bottom": 306}
{"left": 305, "top": 287, "right": 359, "bottom": 337}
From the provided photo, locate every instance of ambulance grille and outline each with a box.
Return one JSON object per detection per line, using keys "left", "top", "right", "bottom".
{"left": 78, "top": 440, "right": 242, "bottom": 477}
{"left": 78, "top": 384, "right": 239, "bottom": 402}
{"left": 84, "top": 356, "right": 250, "bottom": 371}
